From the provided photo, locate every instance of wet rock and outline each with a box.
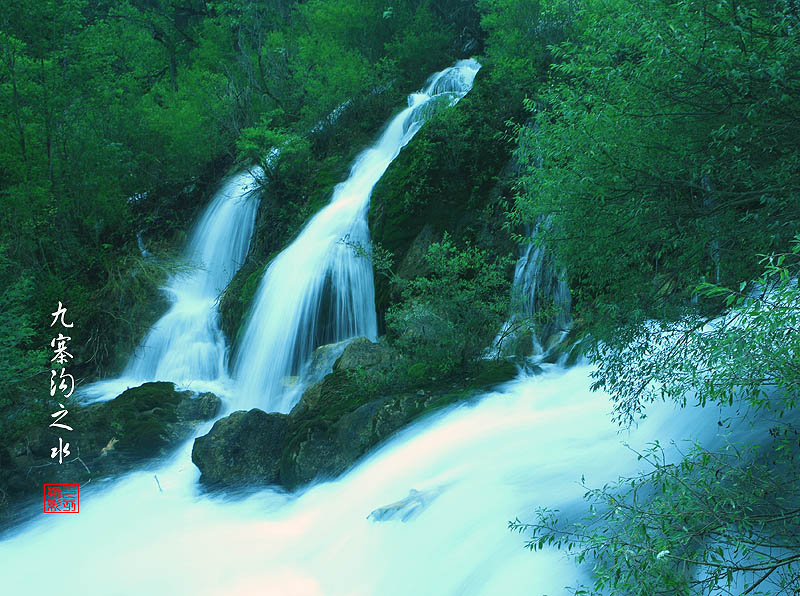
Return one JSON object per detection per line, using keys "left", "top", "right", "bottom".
{"left": 81, "top": 382, "right": 218, "bottom": 461}
{"left": 176, "top": 391, "right": 222, "bottom": 422}
{"left": 192, "top": 409, "right": 289, "bottom": 486}
{"left": 280, "top": 428, "right": 346, "bottom": 487}
{"left": 188, "top": 361, "right": 517, "bottom": 491}
{"left": 396, "top": 224, "right": 435, "bottom": 280}
{"left": 0, "top": 382, "right": 220, "bottom": 529}
{"left": 332, "top": 337, "right": 392, "bottom": 372}
{"left": 305, "top": 339, "right": 350, "bottom": 384}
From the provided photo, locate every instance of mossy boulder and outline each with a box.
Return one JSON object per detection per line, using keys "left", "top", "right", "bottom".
{"left": 77, "top": 382, "right": 221, "bottom": 462}
{"left": 82, "top": 382, "right": 189, "bottom": 458}
{"left": 192, "top": 409, "right": 289, "bottom": 486}
{"left": 190, "top": 359, "right": 517, "bottom": 490}
{"left": 0, "top": 382, "right": 220, "bottom": 529}
{"left": 281, "top": 360, "right": 517, "bottom": 488}
{"left": 332, "top": 337, "right": 392, "bottom": 372}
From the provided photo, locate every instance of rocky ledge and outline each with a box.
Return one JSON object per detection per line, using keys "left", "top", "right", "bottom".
{"left": 192, "top": 337, "right": 516, "bottom": 489}
{"left": 0, "top": 382, "right": 220, "bottom": 526}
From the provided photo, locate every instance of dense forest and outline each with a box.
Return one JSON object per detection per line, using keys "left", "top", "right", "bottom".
{"left": 2, "top": 0, "right": 799, "bottom": 594}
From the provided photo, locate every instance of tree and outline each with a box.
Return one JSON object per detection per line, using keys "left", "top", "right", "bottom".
{"left": 386, "top": 234, "right": 513, "bottom": 375}
{"left": 511, "top": 242, "right": 800, "bottom": 595}
{"left": 505, "top": 0, "right": 800, "bottom": 591}
{"left": 510, "top": 0, "right": 800, "bottom": 339}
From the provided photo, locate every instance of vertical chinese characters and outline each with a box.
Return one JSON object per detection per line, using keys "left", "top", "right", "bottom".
{"left": 49, "top": 302, "right": 75, "bottom": 464}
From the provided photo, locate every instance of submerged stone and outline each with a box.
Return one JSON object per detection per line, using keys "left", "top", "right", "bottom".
{"left": 367, "top": 487, "right": 445, "bottom": 522}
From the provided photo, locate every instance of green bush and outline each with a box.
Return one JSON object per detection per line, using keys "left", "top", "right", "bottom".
{"left": 513, "top": 239, "right": 800, "bottom": 595}
{"left": 387, "top": 233, "right": 513, "bottom": 375}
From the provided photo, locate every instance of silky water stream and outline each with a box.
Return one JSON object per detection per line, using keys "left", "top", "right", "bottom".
{"left": 0, "top": 61, "right": 748, "bottom": 595}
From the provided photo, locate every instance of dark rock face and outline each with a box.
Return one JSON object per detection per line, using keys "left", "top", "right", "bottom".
{"left": 192, "top": 358, "right": 517, "bottom": 490}
{"left": 0, "top": 382, "right": 220, "bottom": 528}
{"left": 191, "top": 409, "right": 288, "bottom": 485}
{"left": 332, "top": 337, "right": 392, "bottom": 372}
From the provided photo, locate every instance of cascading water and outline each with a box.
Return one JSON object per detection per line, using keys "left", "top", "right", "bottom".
{"left": 81, "top": 169, "right": 261, "bottom": 401}
{"left": 513, "top": 219, "right": 572, "bottom": 355}
{"left": 232, "top": 59, "right": 481, "bottom": 413}
{"left": 1, "top": 366, "right": 741, "bottom": 595}
{"left": 0, "top": 61, "right": 766, "bottom": 596}
{"left": 492, "top": 218, "right": 571, "bottom": 362}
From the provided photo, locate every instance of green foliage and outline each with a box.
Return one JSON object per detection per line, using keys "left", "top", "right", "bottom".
{"left": 595, "top": 239, "right": 800, "bottom": 426}
{"left": 206, "top": 0, "right": 486, "bottom": 348}
{"left": 382, "top": 2, "right": 454, "bottom": 90}
{"left": 510, "top": 0, "right": 800, "bottom": 338}
{"left": 369, "top": 66, "right": 520, "bottom": 325}
{"left": 478, "top": 0, "right": 575, "bottom": 89}
{"left": 0, "top": 263, "right": 47, "bottom": 389}
{"left": 0, "top": 0, "right": 479, "bottom": 453}
{"left": 387, "top": 233, "right": 513, "bottom": 374}
{"left": 505, "top": 1, "right": 800, "bottom": 590}
{"left": 513, "top": 242, "right": 800, "bottom": 594}
{"left": 512, "top": 439, "right": 800, "bottom": 595}
{"left": 0, "top": 246, "right": 50, "bottom": 444}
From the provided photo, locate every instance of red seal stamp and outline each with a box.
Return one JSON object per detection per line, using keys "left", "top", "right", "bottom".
{"left": 44, "top": 484, "right": 79, "bottom": 513}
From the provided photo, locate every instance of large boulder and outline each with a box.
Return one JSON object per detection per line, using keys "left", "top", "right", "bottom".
{"left": 279, "top": 360, "right": 517, "bottom": 489}
{"left": 192, "top": 409, "right": 288, "bottom": 485}
{"left": 0, "top": 382, "right": 220, "bottom": 529}
{"left": 190, "top": 360, "right": 517, "bottom": 491}
{"left": 332, "top": 337, "right": 392, "bottom": 372}
{"left": 79, "top": 382, "right": 221, "bottom": 464}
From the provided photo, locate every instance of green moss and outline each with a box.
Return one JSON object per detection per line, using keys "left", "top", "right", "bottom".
{"left": 407, "top": 361, "right": 430, "bottom": 382}
{"left": 369, "top": 66, "right": 523, "bottom": 328}
{"left": 86, "top": 382, "right": 185, "bottom": 458}
{"left": 278, "top": 357, "right": 518, "bottom": 487}
{"left": 284, "top": 371, "right": 374, "bottom": 444}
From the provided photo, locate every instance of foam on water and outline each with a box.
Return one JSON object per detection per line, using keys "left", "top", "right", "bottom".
{"left": 1, "top": 365, "right": 736, "bottom": 595}
{"left": 81, "top": 170, "right": 261, "bottom": 402}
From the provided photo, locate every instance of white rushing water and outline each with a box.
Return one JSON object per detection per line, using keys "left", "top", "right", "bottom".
{"left": 513, "top": 222, "right": 572, "bottom": 354}
{"left": 2, "top": 60, "right": 770, "bottom": 595}
{"left": 81, "top": 170, "right": 261, "bottom": 401}
{"left": 490, "top": 218, "right": 571, "bottom": 363}
{"left": 1, "top": 365, "right": 739, "bottom": 595}
{"left": 232, "top": 59, "right": 481, "bottom": 413}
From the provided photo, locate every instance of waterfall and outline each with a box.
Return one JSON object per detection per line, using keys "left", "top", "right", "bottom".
{"left": 81, "top": 169, "right": 261, "bottom": 401}
{"left": 1, "top": 366, "right": 736, "bottom": 595}
{"left": 513, "top": 219, "right": 572, "bottom": 354}
{"left": 1, "top": 62, "right": 758, "bottom": 596}
{"left": 233, "top": 59, "right": 481, "bottom": 413}
{"left": 493, "top": 218, "right": 571, "bottom": 362}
